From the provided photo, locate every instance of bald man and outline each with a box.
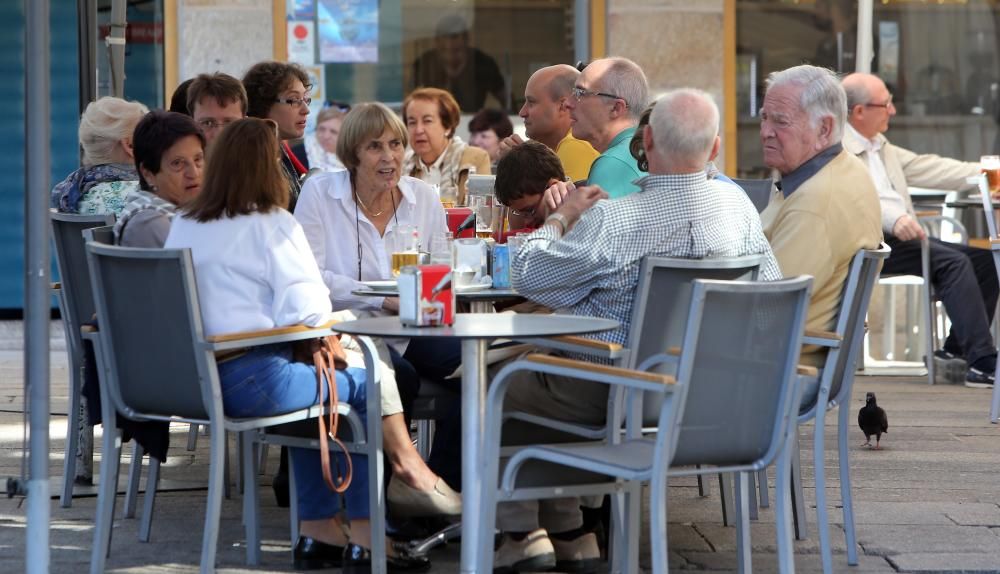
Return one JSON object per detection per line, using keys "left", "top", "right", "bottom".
{"left": 500, "top": 64, "right": 599, "bottom": 182}
{"left": 842, "top": 72, "right": 996, "bottom": 388}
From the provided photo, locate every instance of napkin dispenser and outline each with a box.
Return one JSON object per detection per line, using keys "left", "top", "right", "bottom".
{"left": 445, "top": 207, "right": 476, "bottom": 238}
{"left": 453, "top": 238, "right": 489, "bottom": 281}
{"left": 399, "top": 264, "right": 454, "bottom": 327}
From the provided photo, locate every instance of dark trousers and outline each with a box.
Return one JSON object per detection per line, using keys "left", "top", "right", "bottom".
{"left": 882, "top": 236, "right": 998, "bottom": 366}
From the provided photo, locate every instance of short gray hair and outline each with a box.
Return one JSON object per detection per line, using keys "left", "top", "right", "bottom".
{"left": 765, "top": 65, "right": 846, "bottom": 142}
{"left": 596, "top": 57, "right": 648, "bottom": 121}
{"left": 842, "top": 80, "right": 870, "bottom": 112}
{"left": 649, "top": 89, "right": 719, "bottom": 164}
{"left": 78, "top": 97, "right": 149, "bottom": 166}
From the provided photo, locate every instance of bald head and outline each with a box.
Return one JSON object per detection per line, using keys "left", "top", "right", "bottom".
{"left": 645, "top": 88, "right": 720, "bottom": 174}
{"left": 532, "top": 64, "right": 579, "bottom": 101}
{"left": 842, "top": 72, "right": 895, "bottom": 138}
{"left": 520, "top": 64, "right": 580, "bottom": 148}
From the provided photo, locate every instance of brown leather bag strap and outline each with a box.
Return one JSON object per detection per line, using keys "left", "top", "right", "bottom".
{"left": 314, "top": 336, "right": 352, "bottom": 494}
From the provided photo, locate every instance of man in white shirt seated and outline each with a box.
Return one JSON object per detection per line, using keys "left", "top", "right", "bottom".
{"left": 841, "top": 72, "right": 997, "bottom": 388}
{"left": 493, "top": 88, "right": 781, "bottom": 574}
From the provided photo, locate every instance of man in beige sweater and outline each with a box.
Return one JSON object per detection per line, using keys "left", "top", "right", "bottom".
{"left": 842, "top": 72, "right": 996, "bottom": 388}
{"left": 758, "top": 65, "right": 883, "bottom": 367}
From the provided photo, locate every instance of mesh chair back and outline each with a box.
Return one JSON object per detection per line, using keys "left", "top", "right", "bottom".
{"left": 732, "top": 178, "right": 773, "bottom": 213}
{"left": 628, "top": 255, "right": 765, "bottom": 423}
{"left": 87, "top": 243, "right": 211, "bottom": 421}
{"left": 50, "top": 211, "right": 116, "bottom": 345}
{"left": 84, "top": 225, "right": 115, "bottom": 247}
{"left": 670, "top": 277, "right": 812, "bottom": 467}
{"left": 824, "top": 244, "right": 891, "bottom": 404}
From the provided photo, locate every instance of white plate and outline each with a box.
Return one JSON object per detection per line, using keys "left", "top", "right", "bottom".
{"left": 361, "top": 280, "right": 398, "bottom": 291}
{"left": 455, "top": 283, "right": 491, "bottom": 293}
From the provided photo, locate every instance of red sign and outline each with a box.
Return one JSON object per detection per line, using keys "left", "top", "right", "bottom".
{"left": 98, "top": 22, "right": 163, "bottom": 45}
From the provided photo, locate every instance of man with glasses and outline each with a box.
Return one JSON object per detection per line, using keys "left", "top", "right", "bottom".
{"left": 565, "top": 57, "right": 648, "bottom": 199}
{"left": 186, "top": 73, "right": 247, "bottom": 143}
{"left": 842, "top": 72, "right": 995, "bottom": 387}
{"left": 490, "top": 89, "right": 780, "bottom": 573}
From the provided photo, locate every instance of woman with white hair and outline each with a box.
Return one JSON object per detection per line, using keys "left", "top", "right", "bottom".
{"left": 51, "top": 96, "right": 149, "bottom": 214}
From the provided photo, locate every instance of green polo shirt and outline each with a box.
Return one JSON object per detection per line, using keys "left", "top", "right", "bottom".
{"left": 586, "top": 126, "right": 643, "bottom": 199}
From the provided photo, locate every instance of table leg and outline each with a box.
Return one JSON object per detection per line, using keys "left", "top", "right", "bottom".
{"left": 469, "top": 301, "right": 492, "bottom": 313}
{"left": 460, "top": 339, "right": 488, "bottom": 573}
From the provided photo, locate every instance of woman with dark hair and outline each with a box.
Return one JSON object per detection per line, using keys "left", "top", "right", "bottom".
{"left": 113, "top": 110, "right": 205, "bottom": 247}
{"left": 402, "top": 87, "right": 491, "bottom": 205}
{"left": 467, "top": 108, "right": 513, "bottom": 166}
{"left": 243, "top": 60, "right": 312, "bottom": 210}
{"left": 165, "top": 118, "right": 432, "bottom": 572}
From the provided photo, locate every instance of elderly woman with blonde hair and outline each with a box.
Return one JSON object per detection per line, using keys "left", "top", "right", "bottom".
{"left": 51, "top": 96, "right": 148, "bottom": 214}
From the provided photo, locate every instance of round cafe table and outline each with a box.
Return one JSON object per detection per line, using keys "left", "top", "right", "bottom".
{"left": 331, "top": 313, "right": 619, "bottom": 574}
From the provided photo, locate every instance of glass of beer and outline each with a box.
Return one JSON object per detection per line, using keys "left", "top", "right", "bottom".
{"left": 390, "top": 224, "right": 420, "bottom": 276}
{"left": 981, "top": 155, "right": 1000, "bottom": 195}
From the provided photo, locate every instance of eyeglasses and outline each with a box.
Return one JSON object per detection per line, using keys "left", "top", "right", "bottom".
{"left": 864, "top": 95, "right": 894, "bottom": 109}
{"left": 572, "top": 86, "right": 623, "bottom": 104}
{"left": 506, "top": 195, "right": 544, "bottom": 218}
{"left": 275, "top": 96, "right": 313, "bottom": 108}
{"left": 196, "top": 118, "right": 239, "bottom": 131}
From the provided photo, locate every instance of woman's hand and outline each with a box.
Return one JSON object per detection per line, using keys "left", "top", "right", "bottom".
{"left": 541, "top": 180, "right": 576, "bottom": 215}
{"left": 381, "top": 297, "right": 400, "bottom": 314}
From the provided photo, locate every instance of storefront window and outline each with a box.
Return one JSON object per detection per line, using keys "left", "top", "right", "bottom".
{"left": 289, "top": 0, "right": 577, "bottom": 113}
{"left": 736, "top": 0, "right": 998, "bottom": 176}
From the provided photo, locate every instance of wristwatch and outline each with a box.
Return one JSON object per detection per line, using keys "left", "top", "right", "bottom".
{"left": 544, "top": 213, "right": 568, "bottom": 234}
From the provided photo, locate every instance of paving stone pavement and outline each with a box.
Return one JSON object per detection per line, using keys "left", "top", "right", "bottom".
{"left": 0, "top": 334, "right": 998, "bottom": 573}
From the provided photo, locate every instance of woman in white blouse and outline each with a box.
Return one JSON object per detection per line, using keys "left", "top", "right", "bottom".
{"left": 295, "top": 102, "right": 465, "bottom": 489}
{"left": 165, "top": 118, "right": 443, "bottom": 572}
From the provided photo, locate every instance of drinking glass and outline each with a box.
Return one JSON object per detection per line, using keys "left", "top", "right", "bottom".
{"left": 429, "top": 231, "right": 454, "bottom": 266}
{"left": 981, "top": 155, "right": 1000, "bottom": 195}
{"left": 390, "top": 224, "right": 420, "bottom": 276}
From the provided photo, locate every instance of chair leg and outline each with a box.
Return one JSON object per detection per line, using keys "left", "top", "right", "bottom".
{"left": 813, "top": 410, "right": 834, "bottom": 574}
{"left": 991, "top": 358, "right": 1000, "bottom": 423}
{"left": 223, "top": 431, "right": 232, "bottom": 500}
{"left": 187, "top": 424, "right": 199, "bottom": 451}
{"left": 415, "top": 420, "right": 432, "bottom": 460}
{"left": 236, "top": 432, "right": 245, "bottom": 496}
{"left": 718, "top": 473, "right": 736, "bottom": 527}
{"left": 242, "top": 431, "right": 261, "bottom": 565}
{"left": 921, "top": 246, "right": 936, "bottom": 385}
{"left": 649, "top": 474, "right": 670, "bottom": 574}
{"left": 696, "top": 468, "right": 707, "bottom": 497}
{"left": 789, "top": 430, "right": 808, "bottom": 540}
{"left": 838, "top": 402, "right": 860, "bottom": 565}
{"left": 60, "top": 355, "right": 83, "bottom": 508}
{"left": 288, "top": 449, "right": 299, "bottom": 546}
{"left": 138, "top": 456, "right": 160, "bottom": 542}
{"left": 746, "top": 471, "right": 759, "bottom": 521}
{"left": 774, "top": 431, "right": 796, "bottom": 574}
{"left": 200, "top": 425, "right": 226, "bottom": 574}
{"left": 90, "top": 428, "right": 122, "bottom": 574}
{"left": 258, "top": 443, "right": 269, "bottom": 476}
{"left": 123, "top": 442, "right": 145, "bottom": 519}
{"left": 757, "top": 468, "right": 770, "bottom": 509}
{"left": 734, "top": 472, "right": 752, "bottom": 574}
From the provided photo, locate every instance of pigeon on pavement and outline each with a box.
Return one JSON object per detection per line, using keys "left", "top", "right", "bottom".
{"left": 858, "top": 392, "right": 888, "bottom": 449}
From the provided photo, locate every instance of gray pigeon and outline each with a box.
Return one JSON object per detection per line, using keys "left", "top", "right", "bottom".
{"left": 858, "top": 392, "right": 888, "bottom": 449}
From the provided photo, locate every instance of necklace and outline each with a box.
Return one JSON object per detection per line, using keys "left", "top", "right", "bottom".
{"left": 354, "top": 190, "right": 389, "bottom": 217}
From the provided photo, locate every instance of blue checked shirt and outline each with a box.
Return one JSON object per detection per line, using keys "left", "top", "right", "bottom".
{"left": 511, "top": 173, "right": 783, "bottom": 348}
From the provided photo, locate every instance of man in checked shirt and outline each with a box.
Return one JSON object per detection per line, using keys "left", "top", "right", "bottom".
{"left": 491, "top": 88, "right": 782, "bottom": 574}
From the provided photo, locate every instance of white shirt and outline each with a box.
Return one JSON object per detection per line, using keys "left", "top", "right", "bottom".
{"left": 294, "top": 169, "right": 448, "bottom": 311}
{"left": 164, "top": 209, "right": 332, "bottom": 337}
{"left": 415, "top": 152, "right": 446, "bottom": 188}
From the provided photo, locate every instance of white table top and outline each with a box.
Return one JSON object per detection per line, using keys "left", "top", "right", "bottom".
{"left": 331, "top": 313, "right": 618, "bottom": 340}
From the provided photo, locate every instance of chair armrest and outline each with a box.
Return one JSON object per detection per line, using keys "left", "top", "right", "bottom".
{"left": 802, "top": 329, "right": 842, "bottom": 347}
{"left": 914, "top": 210, "right": 938, "bottom": 218}
{"left": 917, "top": 214, "right": 969, "bottom": 244}
{"left": 51, "top": 282, "right": 61, "bottom": 292}
{"left": 667, "top": 345, "right": 816, "bottom": 376}
{"left": 523, "top": 354, "right": 674, "bottom": 390}
{"left": 206, "top": 320, "right": 338, "bottom": 351}
{"left": 518, "top": 335, "right": 624, "bottom": 360}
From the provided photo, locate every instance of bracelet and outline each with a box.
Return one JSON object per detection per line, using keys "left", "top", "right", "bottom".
{"left": 545, "top": 213, "right": 568, "bottom": 234}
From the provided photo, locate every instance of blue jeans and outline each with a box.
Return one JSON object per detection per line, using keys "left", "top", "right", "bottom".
{"left": 218, "top": 343, "right": 370, "bottom": 521}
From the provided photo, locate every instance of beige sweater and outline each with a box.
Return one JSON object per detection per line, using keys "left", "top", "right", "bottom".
{"left": 760, "top": 149, "right": 883, "bottom": 365}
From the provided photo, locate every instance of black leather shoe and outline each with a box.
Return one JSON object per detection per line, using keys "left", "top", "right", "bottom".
{"left": 292, "top": 536, "right": 344, "bottom": 570}
{"left": 342, "top": 542, "right": 431, "bottom": 573}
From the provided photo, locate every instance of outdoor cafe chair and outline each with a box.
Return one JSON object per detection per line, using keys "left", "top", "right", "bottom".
{"left": 968, "top": 173, "right": 1000, "bottom": 423}
{"left": 478, "top": 276, "right": 814, "bottom": 574}
{"left": 732, "top": 178, "right": 773, "bottom": 213}
{"left": 84, "top": 242, "right": 383, "bottom": 574}
{"left": 49, "top": 210, "right": 114, "bottom": 508}
{"left": 790, "top": 244, "right": 890, "bottom": 574}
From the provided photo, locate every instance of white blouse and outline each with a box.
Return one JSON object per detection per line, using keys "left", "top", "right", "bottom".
{"left": 294, "top": 169, "right": 448, "bottom": 311}
{"left": 164, "top": 209, "right": 332, "bottom": 337}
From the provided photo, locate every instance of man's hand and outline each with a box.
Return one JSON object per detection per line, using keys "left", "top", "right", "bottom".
{"left": 381, "top": 297, "right": 399, "bottom": 314}
{"left": 553, "top": 185, "right": 608, "bottom": 230}
{"left": 892, "top": 214, "right": 927, "bottom": 241}
{"left": 497, "top": 134, "right": 525, "bottom": 159}
{"left": 540, "top": 180, "right": 576, "bottom": 215}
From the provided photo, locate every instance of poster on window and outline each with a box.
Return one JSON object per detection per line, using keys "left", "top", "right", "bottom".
{"left": 878, "top": 21, "right": 899, "bottom": 86}
{"left": 318, "top": 0, "right": 378, "bottom": 63}
{"left": 288, "top": 0, "right": 315, "bottom": 21}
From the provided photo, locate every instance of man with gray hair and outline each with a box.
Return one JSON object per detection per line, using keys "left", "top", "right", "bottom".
{"left": 759, "top": 64, "right": 882, "bottom": 365}
{"left": 565, "top": 56, "right": 648, "bottom": 198}
{"left": 492, "top": 88, "right": 780, "bottom": 573}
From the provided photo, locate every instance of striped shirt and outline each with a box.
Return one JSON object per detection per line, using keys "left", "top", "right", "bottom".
{"left": 512, "top": 172, "right": 782, "bottom": 348}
